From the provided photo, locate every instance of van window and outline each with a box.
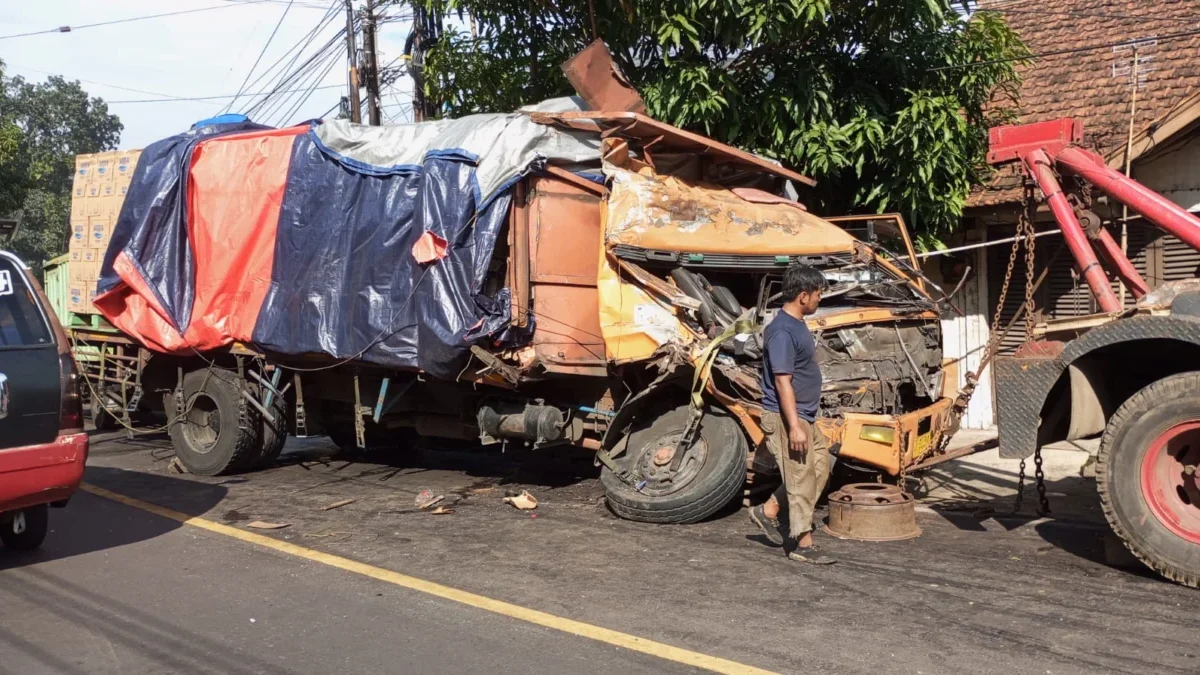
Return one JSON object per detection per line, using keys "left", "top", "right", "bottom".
{"left": 0, "top": 258, "right": 53, "bottom": 348}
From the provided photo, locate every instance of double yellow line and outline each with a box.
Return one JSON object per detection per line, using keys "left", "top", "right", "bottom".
{"left": 81, "top": 483, "right": 775, "bottom": 675}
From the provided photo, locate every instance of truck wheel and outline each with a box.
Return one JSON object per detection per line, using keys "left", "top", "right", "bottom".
{"left": 601, "top": 405, "right": 747, "bottom": 524}
{"left": 90, "top": 388, "right": 122, "bottom": 432}
{"left": 1098, "top": 371, "right": 1200, "bottom": 587}
{"left": 1, "top": 504, "right": 49, "bottom": 551}
{"left": 164, "top": 369, "right": 263, "bottom": 476}
{"left": 256, "top": 388, "right": 289, "bottom": 467}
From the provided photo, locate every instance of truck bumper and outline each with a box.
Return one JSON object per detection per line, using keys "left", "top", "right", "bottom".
{"left": 831, "top": 397, "right": 956, "bottom": 475}
{"left": 0, "top": 432, "right": 89, "bottom": 512}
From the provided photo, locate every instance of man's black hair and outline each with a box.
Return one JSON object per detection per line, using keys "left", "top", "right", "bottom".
{"left": 782, "top": 262, "right": 826, "bottom": 302}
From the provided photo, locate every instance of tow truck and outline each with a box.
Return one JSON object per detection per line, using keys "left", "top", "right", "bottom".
{"left": 969, "top": 118, "right": 1200, "bottom": 587}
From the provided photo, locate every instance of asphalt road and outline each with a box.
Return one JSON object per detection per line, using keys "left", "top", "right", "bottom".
{"left": 2, "top": 430, "right": 1199, "bottom": 675}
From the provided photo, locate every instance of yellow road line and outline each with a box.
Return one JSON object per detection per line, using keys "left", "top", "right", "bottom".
{"left": 80, "top": 483, "right": 776, "bottom": 675}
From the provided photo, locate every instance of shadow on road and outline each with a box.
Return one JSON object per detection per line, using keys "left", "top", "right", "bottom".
{"left": 0, "top": 466, "right": 228, "bottom": 571}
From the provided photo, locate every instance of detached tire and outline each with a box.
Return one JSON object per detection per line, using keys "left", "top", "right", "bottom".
{"left": 602, "top": 405, "right": 747, "bottom": 524}
{"left": 165, "top": 369, "right": 263, "bottom": 476}
{"left": 1, "top": 504, "right": 49, "bottom": 551}
{"left": 1098, "top": 371, "right": 1200, "bottom": 587}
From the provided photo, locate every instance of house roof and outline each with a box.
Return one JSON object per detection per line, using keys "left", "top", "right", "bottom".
{"left": 968, "top": 0, "right": 1200, "bottom": 209}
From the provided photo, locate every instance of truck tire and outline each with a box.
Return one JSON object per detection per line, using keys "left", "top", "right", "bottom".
{"left": 256, "top": 390, "right": 289, "bottom": 467}
{"left": 601, "top": 405, "right": 747, "bottom": 524}
{"left": 90, "top": 387, "right": 122, "bottom": 432}
{"left": 165, "top": 368, "right": 263, "bottom": 476}
{"left": 1097, "top": 371, "right": 1200, "bottom": 587}
{"left": 1, "top": 504, "right": 49, "bottom": 551}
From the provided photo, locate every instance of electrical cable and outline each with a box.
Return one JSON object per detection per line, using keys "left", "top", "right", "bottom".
{"left": 3, "top": 63, "right": 192, "bottom": 100}
{"left": 246, "top": 28, "right": 345, "bottom": 118}
{"left": 237, "top": 1, "right": 341, "bottom": 106}
{"left": 107, "top": 85, "right": 343, "bottom": 104}
{"left": 252, "top": 31, "right": 345, "bottom": 121}
{"left": 0, "top": 4, "right": 255, "bottom": 41}
{"left": 977, "top": 6, "right": 1200, "bottom": 25}
{"left": 223, "top": 0, "right": 297, "bottom": 114}
{"left": 273, "top": 45, "right": 344, "bottom": 126}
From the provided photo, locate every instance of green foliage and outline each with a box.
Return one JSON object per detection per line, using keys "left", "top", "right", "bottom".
{"left": 417, "top": 0, "right": 1027, "bottom": 241}
{"left": 0, "top": 60, "right": 122, "bottom": 269}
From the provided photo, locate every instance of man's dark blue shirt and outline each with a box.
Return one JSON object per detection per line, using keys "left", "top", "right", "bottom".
{"left": 760, "top": 311, "right": 821, "bottom": 422}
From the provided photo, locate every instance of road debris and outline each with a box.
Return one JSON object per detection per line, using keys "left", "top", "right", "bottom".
{"left": 167, "top": 457, "right": 188, "bottom": 474}
{"left": 414, "top": 489, "right": 445, "bottom": 510}
{"left": 321, "top": 498, "right": 356, "bottom": 511}
{"left": 430, "top": 506, "right": 454, "bottom": 515}
{"left": 503, "top": 490, "right": 538, "bottom": 510}
{"left": 246, "top": 521, "right": 291, "bottom": 530}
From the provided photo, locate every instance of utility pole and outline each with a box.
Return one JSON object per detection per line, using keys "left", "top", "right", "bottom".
{"left": 407, "top": 0, "right": 427, "bottom": 122}
{"left": 363, "top": 0, "right": 383, "bottom": 125}
{"left": 344, "top": 0, "right": 362, "bottom": 123}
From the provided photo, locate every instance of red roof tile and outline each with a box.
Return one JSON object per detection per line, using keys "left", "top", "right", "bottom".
{"left": 968, "top": 0, "right": 1200, "bottom": 208}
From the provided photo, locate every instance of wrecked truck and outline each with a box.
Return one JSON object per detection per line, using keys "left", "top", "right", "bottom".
{"left": 73, "top": 106, "right": 958, "bottom": 523}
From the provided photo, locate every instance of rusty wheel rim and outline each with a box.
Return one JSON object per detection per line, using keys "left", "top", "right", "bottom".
{"left": 1140, "top": 421, "right": 1200, "bottom": 544}
{"left": 631, "top": 430, "right": 709, "bottom": 496}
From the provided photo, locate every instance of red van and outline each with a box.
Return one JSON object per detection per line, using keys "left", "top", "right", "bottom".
{"left": 0, "top": 249, "right": 88, "bottom": 550}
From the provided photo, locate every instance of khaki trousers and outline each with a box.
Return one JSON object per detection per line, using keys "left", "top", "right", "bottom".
{"left": 761, "top": 410, "right": 831, "bottom": 538}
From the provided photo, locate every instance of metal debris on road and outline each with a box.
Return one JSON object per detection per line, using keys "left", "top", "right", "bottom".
{"left": 503, "top": 490, "right": 538, "bottom": 510}
{"left": 321, "top": 498, "right": 356, "bottom": 511}
{"left": 430, "top": 506, "right": 454, "bottom": 515}
{"left": 167, "top": 457, "right": 188, "bottom": 474}
{"left": 415, "top": 489, "right": 445, "bottom": 510}
{"left": 246, "top": 521, "right": 291, "bottom": 530}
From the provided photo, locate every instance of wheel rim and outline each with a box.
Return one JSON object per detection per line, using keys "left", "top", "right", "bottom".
{"left": 182, "top": 393, "right": 222, "bottom": 453}
{"left": 629, "top": 430, "right": 709, "bottom": 496}
{"left": 1140, "top": 421, "right": 1200, "bottom": 543}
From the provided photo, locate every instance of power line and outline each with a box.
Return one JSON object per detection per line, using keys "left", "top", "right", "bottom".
{"left": 4, "top": 63, "right": 191, "bottom": 100}
{"left": 931, "top": 27, "right": 1200, "bottom": 72}
{"left": 236, "top": 1, "right": 342, "bottom": 104}
{"left": 223, "top": 0, "right": 297, "bottom": 114}
{"left": 0, "top": 4, "right": 255, "bottom": 41}
{"left": 108, "top": 85, "right": 343, "bottom": 104}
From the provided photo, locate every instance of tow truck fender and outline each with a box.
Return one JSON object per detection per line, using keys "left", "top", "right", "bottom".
{"left": 995, "top": 314, "right": 1200, "bottom": 459}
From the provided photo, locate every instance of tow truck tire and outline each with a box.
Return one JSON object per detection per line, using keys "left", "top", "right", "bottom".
{"left": 1097, "top": 371, "right": 1200, "bottom": 588}
{"left": 1, "top": 504, "right": 49, "bottom": 551}
{"left": 165, "top": 369, "right": 263, "bottom": 476}
{"left": 601, "top": 405, "right": 747, "bottom": 524}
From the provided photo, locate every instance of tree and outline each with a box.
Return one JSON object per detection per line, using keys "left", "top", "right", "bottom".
{"left": 415, "top": 0, "right": 1027, "bottom": 243}
{"left": 0, "top": 60, "right": 122, "bottom": 267}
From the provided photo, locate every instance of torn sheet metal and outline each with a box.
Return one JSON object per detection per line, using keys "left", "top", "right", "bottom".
{"left": 602, "top": 165, "right": 857, "bottom": 255}
{"left": 597, "top": 248, "right": 695, "bottom": 364}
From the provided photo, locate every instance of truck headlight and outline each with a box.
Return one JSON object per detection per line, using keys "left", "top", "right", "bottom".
{"left": 859, "top": 425, "right": 896, "bottom": 445}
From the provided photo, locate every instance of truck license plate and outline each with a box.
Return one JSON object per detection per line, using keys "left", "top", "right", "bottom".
{"left": 914, "top": 431, "right": 932, "bottom": 456}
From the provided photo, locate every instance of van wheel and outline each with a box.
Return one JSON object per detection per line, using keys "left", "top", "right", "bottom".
{"left": 601, "top": 405, "right": 747, "bottom": 524}
{"left": 1, "top": 504, "right": 49, "bottom": 551}
{"left": 1098, "top": 372, "right": 1200, "bottom": 588}
{"left": 164, "top": 369, "right": 263, "bottom": 476}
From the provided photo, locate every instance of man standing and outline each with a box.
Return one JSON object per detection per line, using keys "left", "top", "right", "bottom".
{"left": 749, "top": 263, "right": 836, "bottom": 564}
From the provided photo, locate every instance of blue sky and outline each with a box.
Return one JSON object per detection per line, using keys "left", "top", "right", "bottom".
{"left": 1, "top": 0, "right": 414, "bottom": 149}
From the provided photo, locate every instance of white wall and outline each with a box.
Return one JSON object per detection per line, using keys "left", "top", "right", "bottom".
{"left": 937, "top": 248, "right": 995, "bottom": 429}
{"left": 1133, "top": 133, "right": 1200, "bottom": 212}
{"left": 922, "top": 236, "right": 995, "bottom": 430}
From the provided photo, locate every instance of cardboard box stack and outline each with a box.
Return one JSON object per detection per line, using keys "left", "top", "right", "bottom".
{"left": 68, "top": 148, "right": 141, "bottom": 314}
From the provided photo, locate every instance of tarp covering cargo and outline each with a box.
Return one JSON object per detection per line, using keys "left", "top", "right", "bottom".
{"left": 96, "top": 113, "right": 600, "bottom": 378}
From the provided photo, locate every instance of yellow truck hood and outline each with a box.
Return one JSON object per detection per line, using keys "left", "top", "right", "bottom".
{"left": 602, "top": 166, "right": 858, "bottom": 256}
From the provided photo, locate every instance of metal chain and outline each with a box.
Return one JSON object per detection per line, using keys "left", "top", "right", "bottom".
{"left": 1012, "top": 458, "right": 1027, "bottom": 515}
{"left": 1035, "top": 447, "right": 1051, "bottom": 516}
